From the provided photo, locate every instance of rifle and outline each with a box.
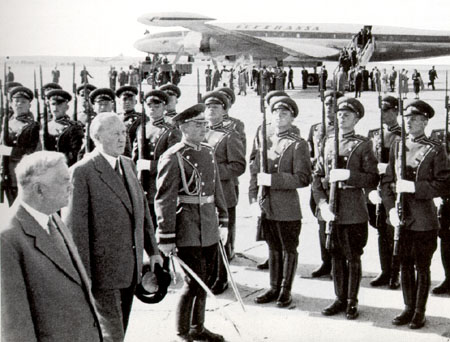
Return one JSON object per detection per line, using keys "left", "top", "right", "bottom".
{"left": 39, "top": 65, "right": 50, "bottom": 150}
{"left": 375, "top": 91, "right": 384, "bottom": 228}
{"left": 138, "top": 63, "right": 150, "bottom": 192}
{"left": 72, "top": 63, "right": 78, "bottom": 121}
{"left": 0, "top": 79, "right": 8, "bottom": 203}
{"left": 83, "top": 67, "right": 92, "bottom": 153}
{"left": 34, "top": 70, "right": 41, "bottom": 125}
{"left": 445, "top": 71, "right": 449, "bottom": 154}
{"left": 393, "top": 73, "right": 406, "bottom": 256}
{"left": 325, "top": 90, "right": 339, "bottom": 250}
{"left": 320, "top": 89, "right": 326, "bottom": 142}
{"left": 255, "top": 75, "right": 269, "bottom": 239}
{"left": 197, "top": 68, "right": 202, "bottom": 103}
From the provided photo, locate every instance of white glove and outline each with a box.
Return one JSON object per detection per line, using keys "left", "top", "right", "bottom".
{"left": 0, "top": 145, "right": 12, "bottom": 156}
{"left": 396, "top": 179, "right": 415, "bottom": 193}
{"left": 329, "top": 169, "right": 350, "bottom": 182}
{"left": 319, "top": 201, "right": 335, "bottom": 222}
{"left": 434, "top": 197, "right": 443, "bottom": 207}
{"left": 368, "top": 190, "right": 382, "bottom": 205}
{"left": 219, "top": 227, "right": 228, "bottom": 245}
{"left": 148, "top": 254, "right": 164, "bottom": 272}
{"left": 158, "top": 243, "right": 176, "bottom": 257}
{"left": 389, "top": 208, "right": 400, "bottom": 227}
{"left": 136, "top": 159, "right": 151, "bottom": 172}
{"left": 257, "top": 172, "right": 272, "bottom": 186}
{"left": 250, "top": 202, "right": 261, "bottom": 217}
{"left": 377, "top": 163, "right": 388, "bottom": 175}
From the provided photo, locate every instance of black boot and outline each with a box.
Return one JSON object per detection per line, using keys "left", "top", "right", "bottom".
{"left": 312, "top": 221, "right": 332, "bottom": 278}
{"left": 211, "top": 247, "right": 228, "bottom": 295}
{"left": 371, "top": 227, "right": 392, "bottom": 287}
{"left": 189, "top": 326, "right": 224, "bottom": 342}
{"left": 322, "top": 257, "right": 348, "bottom": 316}
{"left": 389, "top": 256, "right": 400, "bottom": 290}
{"left": 190, "top": 293, "right": 225, "bottom": 341}
{"left": 255, "top": 250, "right": 282, "bottom": 304}
{"left": 432, "top": 236, "right": 450, "bottom": 294}
{"left": 176, "top": 294, "right": 195, "bottom": 337}
{"left": 277, "top": 253, "right": 298, "bottom": 307}
{"left": 347, "top": 261, "right": 361, "bottom": 319}
{"left": 409, "top": 270, "right": 430, "bottom": 329}
{"left": 392, "top": 265, "right": 416, "bottom": 326}
{"left": 322, "top": 298, "right": 346, "bottom": 316}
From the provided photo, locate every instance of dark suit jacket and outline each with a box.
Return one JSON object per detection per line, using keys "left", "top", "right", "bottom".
{"left": 64, "top": 150, "right": 159, "bottom": 289}
{"left": 1, "top": 205, "right": 104, "bottom": 342}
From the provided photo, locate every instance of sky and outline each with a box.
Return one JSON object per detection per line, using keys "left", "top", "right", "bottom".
{"left": 1, "top": 0, "right": 450, "bottom": 57}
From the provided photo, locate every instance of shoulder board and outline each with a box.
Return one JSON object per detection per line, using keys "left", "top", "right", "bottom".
{"left": 216, "top": 126, "right": 233, "bottom": 134}
{"left": 352, "top": 134, "right": 369, "bottom": 142}
{"left": 286, "top": 132, "right": 303, "bottom": 142}
{"left": 200, "top": 142, "right": 214, "bottom": 150}
{"left": 367, "top": 128, "right": 381, "bottom": 137}
{"left": 422, "top": 137, "right": 440, "bottom": 147}
{"left": 165, "top": 142, "right": 185, "bottom": 154}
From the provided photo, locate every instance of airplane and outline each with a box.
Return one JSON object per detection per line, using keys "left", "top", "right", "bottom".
{"left": 134, "top": 12, "right": 450, "bottom": 67}
{"left": 94, "top": 53, "right": 125, "bottom": 64}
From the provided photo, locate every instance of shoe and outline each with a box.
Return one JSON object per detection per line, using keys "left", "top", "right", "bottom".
{"left": 311, "top": 264, "right": 331, "bottom": 278}
{"left": 257, "top": 259, "right": 269, "bottom": 270}
{"left": 321, "top": 299, "right": 346, "bottom": 316}
{"left": 409, "top": 312, "right": 426, "bottom": 329}
{"left": 255, "top": 288, "right": 280, "bottom": 304}
{"left": 172, "top": 333, "right": 194, "bottom": 342}
{"left": 211, "top": 281, "right": 228, "bottom": 295}
{"left": 346, "top": 301, "right": 359, "bottom": 320}
{"left": 389, "top": 274, "right": 400, "bottom": 290}
{"left": 432, "top": 279, "right": 450, "bottom": 295}
{"left": 392, "top": 308, "right": 414, "bottom": 326}
{"left": 370, "top": 273, "right": 390, "bottom": 287}
{"left": 276, "top": 288, "right": 292, "bottom": 308}
{"left": 190, "top": 327, "right": 224, "bottom": 342}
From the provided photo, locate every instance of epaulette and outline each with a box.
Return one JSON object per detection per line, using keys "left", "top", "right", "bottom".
{"left": 165, "top": 142, "right": 185, "bottom": 154}
{"left": 422, "top": 136, "right": 440, "bottom": 147}
{"left": 216, "top": 125, "right": 233, "bottom": 134}
{"left": 286, "top": 132, "right": 303, "bottom": 142}
{"left": 352, "top": 134, "right": 369, "bottom": 142}
{"left": 367, "top": 128, "right": 381, "bottom": 138}
{"left": 200, "top": 142, "right": 214, "bottom": 150}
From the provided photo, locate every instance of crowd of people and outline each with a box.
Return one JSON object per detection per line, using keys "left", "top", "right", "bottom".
{"left": 1, "top": 64, "right": 449, "bottom": 342}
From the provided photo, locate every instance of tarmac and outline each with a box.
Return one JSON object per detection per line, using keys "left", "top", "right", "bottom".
{"left": 2, "top": 60, "right": 450, "bottom": 341}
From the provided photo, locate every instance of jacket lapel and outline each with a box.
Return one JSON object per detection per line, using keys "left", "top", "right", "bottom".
{"left": 92, "top": 150, "right": 133, "bottom": 213}
{"left": 18, "top": 206, "right": 82, "bottom": 285}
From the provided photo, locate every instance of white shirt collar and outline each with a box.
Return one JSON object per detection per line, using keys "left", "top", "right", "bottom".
{"left": 20, "top": 200, "right": 50, "bottom": 234}
{"left": 97, "top": 148, "right": 118, "bottom": 170}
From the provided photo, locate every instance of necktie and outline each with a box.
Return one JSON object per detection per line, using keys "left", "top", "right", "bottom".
{"left": 115, "top": 158, "right": 124, "bottom": 182}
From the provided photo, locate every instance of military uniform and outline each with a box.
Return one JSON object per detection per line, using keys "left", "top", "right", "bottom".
{"left": 430, "top": 129, "right": 450, "bottom": 294}
{"left": 313, "top": 97, "right": 379, "bottom": 319}
{"left": 160, "top": 84, "right": 181, "bottom": 126}
{"left": 116, "top": 85, "right": 141, "bottom": 157}
{"left": 250, "top": 96, "right": 312, "bottom": 307}
{"left": 381, "top": 100, "right": 450, "bottom": 328}
{"left": 1, "top": 87, "right": 41, "bottom": 203}
{"left": 75, "top": 84, "right": 97, "bottom": 125}
{"left": 155, "top": 104, "right": 228, "bottom": 341}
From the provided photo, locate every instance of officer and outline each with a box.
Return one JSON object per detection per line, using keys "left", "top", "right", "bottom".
{"left": 382, "top": 100, "right": 450, "bottom": 329}
{"left": 45, "top": 89, "right": 84, "bottom": 166}
{"left": 135, "top": 90, "right": 181, "bottom": 226}
{"left": 89, "top": 87, "right": 115, "bottom": 114}
{"left": 159, "top": 84, "right": 181, "bottom": 125}
{"left": 307, "top": 90, "right": 343, "bottom": 278}
{"left": 430, "top": 128, "right": 450, "bottom": 295}
{"left": 116, "top": 85, "right": 140, "bottom": 157}
{"left": 250, "top": 96, "right": 312, "bottom": 308}
{"left": 216, "top": 87, "right": 246, "bottom": 149}
{"left": 76, "top": 83, "right": 97, "bottom": 125}
{"left": 202, "top": 91, "right": 246, "bottom": 294}
{"left": 41, "top": 83, "right": 63, "bottom": 121}
{"left": 3, "top": 82, "right": 23, "bottom": 116}
{"left": 367, "top": 95, "right": 402, "bottom": 289}
{"left": 0, "top": 86, "right": 41, "bottom": 204}
{"left": 155, "top": 104, "right": 228, "bottom": 342}
{"left": 314, "top": 97, "right": 379, "bottom": 320}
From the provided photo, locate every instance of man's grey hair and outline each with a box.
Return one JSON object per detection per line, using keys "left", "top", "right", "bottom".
{"left": 15, "top": 151, "right": 67, "bottom": 189}
{"left": 90, "top": 112, "right": 120, "bottom": 144}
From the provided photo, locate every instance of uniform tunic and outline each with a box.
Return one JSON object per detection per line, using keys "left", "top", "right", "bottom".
{"left": 119, "top": 110, "right": 140, "bottom": 157}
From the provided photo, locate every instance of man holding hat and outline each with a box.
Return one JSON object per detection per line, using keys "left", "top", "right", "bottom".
{"left": 0, "top": 86, "right": 41, "bottom": 204}
{"left": 90, "top": 88, "right": 116, "bottom": 115}
{"left": 159, "top": 84, "right": 181, "bottom": 125}
{"left": 134, "top": 90, "right": 181, "bottom": 226}
{"left": 250, "top": 96, "right": 311, "bottom": 308}
{"left": 155, "top": 103, "right": 228, "bottom": 342}
{"left": 381, "top": 100, "right": 450, "bottom": 329}
{"left": 313, "top": 97, "right": 379, "bottom": 319}
{"left": 366, "top": 95, "right": 402, "bottom": 289}
{"left": 202, "top": 91, "right": 246, "bottom": 294}
{"left": 307, "top": 90, "right": 343, "bottom": 278}
{"left": 45, "top": 89, "right": 84, "bottom": 166}
{"left": 116, "top": 85, "right": 140, "bottom": 157}
{"left": 76, "top": 83, "right": 97, "bottom": 125}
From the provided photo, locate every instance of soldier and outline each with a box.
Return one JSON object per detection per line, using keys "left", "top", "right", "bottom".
{"left": 216, "top": 87, "right": 246, "bottom": 149}
{"left": 205, "top": 64, "right": 212, "bottom": 91}
{"left": 116, "top": 85, "right": 140, "bottom": 157}
{"left": 46, "top": 89, "right": 84, "bottom": 166}
{"left": 134, "top": 90, "right": 181, "bottom": 226}
{"left": 155, "top": 104, "right": 228, "bottom": 342}
{"left": 314, "top": 97, "right": 379, "bottom": 320}
{"left": 382, "top": 101, "right": 450, "bottom": 329}
{"left": 202, "top": 91, "right": 246, "bottom": 294}
{"left": 76, "top": 83, "right": 97, "bottom": 125}
{"left": 367, "top": 95, "right": 402, "bottom": 289}
{"left": 41, "top": 83, "right": 62, "bottom": 121}
{"left": 307, "top": 90, "right": 343, "bottom": 278}
{"left": 250, "top": 96, "right": 311, "bottom": 307}
{"left": 89, "top": 88, "right": 116, "bottom": 114}
{"left": 430, "top": 128, "right": 450, "bottom": 295}
{"left": 159, "top": 84, "right": 181, "bottom": 125}
{"left": 0, "top": 86, "right": 41, "bottom": 204}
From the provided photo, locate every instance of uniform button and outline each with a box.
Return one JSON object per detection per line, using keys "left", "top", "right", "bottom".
{"left": 202, "top": 192, "right": 206, "bottom": 195}
{"left": 132, "top": 246, "right": 136, "bottom": 250}
{"left": 274, "top": 164, "right": 278, "bottom": 167}
{"left": 186, "top": 156, "right": 190, "bottom": 159}
{"left": 150, "top": 152, "right": 154, "bottom": 155}
{"left": 200, "top": 173, "right": 203, "bottom": 175}
{"left": 209, "top": 152, "right": 213, "bottom": 155}
{"left": 344, "top": 157, "right": 348, "bottom": 160}
{"left": 93, "top": 321, "right": 97, "bottom": 327}
{"left": 202, "top": 182, "right": 205, "bottom": 185}
{"left": 195, "top": 163, "right": 198, "bottom": 167}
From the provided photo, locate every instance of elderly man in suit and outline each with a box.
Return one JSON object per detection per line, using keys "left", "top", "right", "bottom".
{"left": 64, "top": 112, "right": 163, "bottom": 341}
{"left": 1, "top": 151, "right": 106, "bottom": 342}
